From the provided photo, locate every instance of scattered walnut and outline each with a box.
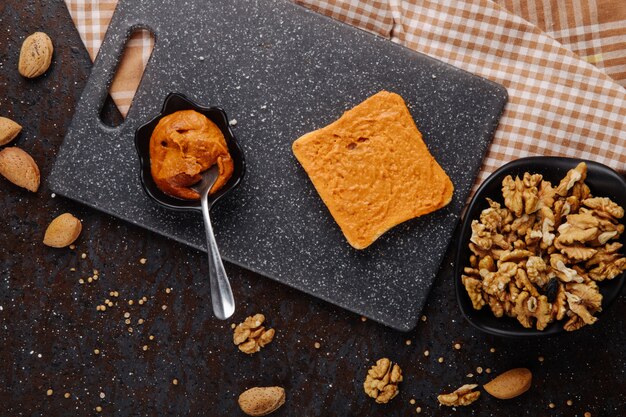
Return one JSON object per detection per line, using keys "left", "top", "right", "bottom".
{"left": 557, "top": 243, "right": 598, "bottom": 262}
{"left": 233, "top": 314, "right": 275, "bottom": 354}
{"left": 582, "top": 197, "right": 624, "bottom": 220}
{"left": 555, "top": 162, "right": 586, "bottom": 196}
{"left": 470, "top": 220, "right": 509, "bottom": 251}
{"left": 478, "top": 255, "right": 496, "bottom": 272}
{"left": 525, "top": 256, "right": 549, "bottom": 287}
{"left": 482, "top": 262, "right": 517, "bottom": 296}
{"left": 511, "top": 213, "right": 536, "bottom": 238}
{"left": 461, "top": 275, "right": 485, "bottom": 310}
{"left": 502, "top": 175, "right": 524, "bottom": 217}
{"left": 550, "top": 256, "right": 585, "bottom": 283}
{"left": 500, "top": 249, "right": 534, "bottom": 262}
{"left": 536, "top": 206, "right": 556, "bottom": 249}
{"left": 363, "top": 358, "right": 403, "bottom": 404}
{"left": 486, "top": 295, "right": 505, "bottom": 317}
{"left": 437, "top": 384, "right": 481, "bottom": 407}
{"left": 502, "top": 175, "right": 541, "bottom": 216}
{"left": 537, "top": 178, "right": 556, "bottom": 209}
{"left": 463, "top": 162, "right": 626, "bottom": 331}
{"left": 515, "top": 268, "right": 539, "bottom": 297}
{"left": 551, "top": 282, "right": 567, "bottom": 321}
{"left": 514, "top": 291, "right": 551, "bottom": 330}
{"left": 553, "top": 199, "right": 570, "bottom": 226}
{"left": 564, "top": 282, "right": 602, "bottom": 327}
{"left": 586, "top": 242, "right": 622, "bottom": 265}
{"left": 570, "top": 181, "right": 591, "bottom": 201}
{"left": 557, "top": 215, "right": 599, "bottom": 245}
{"left": 563, "top": 311, "right": 587, "bottom": 331}
{"left": 586, "top": 243, "right": 626, "bottom": 281}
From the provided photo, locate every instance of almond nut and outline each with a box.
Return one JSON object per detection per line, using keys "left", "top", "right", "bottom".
{"left": 43, "top": 213, "right": 82, "bottom": 248}
{"left": 0, "top": 147, "right": 40, "bottom": 192}
{"left": 238, "top": 386, "right": 285, "bottom": 416}
{"left": 18, "top": 32, "right": 53, "bottom": 78}
{"left": 0, "top": 117, "right": 22, "bottom": 146}
{"left": 483, "top": 368, "right": 532, "bottom": 399}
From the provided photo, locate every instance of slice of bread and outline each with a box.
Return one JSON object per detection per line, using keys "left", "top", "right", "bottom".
{"left": 292, "top": 91, "right": 453, "bottom": 249}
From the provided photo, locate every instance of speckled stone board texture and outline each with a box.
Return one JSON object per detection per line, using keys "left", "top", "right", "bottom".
{"left": 1, "top": 2, "right": 626, "bottom": 415}
{"left": 48, "top": 0, "right": 507, "bottom": 331}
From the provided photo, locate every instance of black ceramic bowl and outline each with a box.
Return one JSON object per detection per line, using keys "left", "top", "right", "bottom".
{"left": 455, "top": 157, "right": 626, "bottom": 337}
{"left": 134, "top": 93, "right": 245, "bottom": 211}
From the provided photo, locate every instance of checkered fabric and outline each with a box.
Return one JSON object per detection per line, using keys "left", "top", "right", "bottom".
{"left": 499, "top": 0, "right": 626, "bottom": 88}
{"left": 64, "top": 0, "right": 626, "bottom": 182}
{"left": 65, "top": 0, "right": 153, "bottom": 116}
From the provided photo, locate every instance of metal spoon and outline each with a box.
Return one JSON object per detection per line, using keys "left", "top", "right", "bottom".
{"left": 191, "top": 165, "right": 235, "bottom": 320}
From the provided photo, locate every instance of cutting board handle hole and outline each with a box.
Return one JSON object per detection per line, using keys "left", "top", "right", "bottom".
{"left": 99, "top": 28, "right": 155, "bottom": 127}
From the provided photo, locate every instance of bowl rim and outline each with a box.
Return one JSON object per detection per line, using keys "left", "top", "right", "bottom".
{"left": 134, "top": 92, "right": 245, "bottom": 212}
{"left": 454, "top": 156, "right": 626, "bottom": 337}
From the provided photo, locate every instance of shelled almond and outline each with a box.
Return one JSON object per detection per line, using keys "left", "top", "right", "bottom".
{"left": 0, "top": 147, "right": 40, "bottom": 191}
{"left": 0, "top": 117, "right": 22, "bottom": 145}
{"left": 483, "top": 368, "right": 532, "bottom": 399}
{"left": 43, "top": 213, "right": 82, "bottom": 248}
{"left": 18, "top": 32, "right": 54, "bottom": 78}
{"left": 238, "top": 386, "right": 285, "bottom": 416}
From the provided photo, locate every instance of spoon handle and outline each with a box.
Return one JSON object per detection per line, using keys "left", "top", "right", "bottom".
{"left": 200, "top": 194, "right": 235, "bottom": 320}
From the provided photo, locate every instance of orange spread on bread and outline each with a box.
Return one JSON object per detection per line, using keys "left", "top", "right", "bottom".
{"left": 149, "top": 109, "right": 233, "bottom": 200}
{"left": 292, "top": 91, "right": 454, "bottom": 249}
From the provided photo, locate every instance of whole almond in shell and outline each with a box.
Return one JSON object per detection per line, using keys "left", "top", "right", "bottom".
{"left": 0, "top": 147, "right": 40, "bottom": 192}
{"left": 483, "top": 368, "right": 532, "bottom": 400}
{"left": 238, "top": 386, "right": 285, "bottom": 416}
{"left": 43, "top": 213, "right": 82, "bottom": 248}
{"left": 18, "top": 32, "right": 53, "bottom": 78}
{"left": 0, "top": 117, "right": 22, "bottom": 145}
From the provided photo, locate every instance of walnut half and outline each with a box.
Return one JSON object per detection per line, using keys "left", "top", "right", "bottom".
{"left": 233, "top": 314, "right": 276, "bottom": 354}
{"left": 363, "top": 358, "right": 403, "bottom": 404}
{"left": 438, "top": 384, "right": 481, "bottom": 407}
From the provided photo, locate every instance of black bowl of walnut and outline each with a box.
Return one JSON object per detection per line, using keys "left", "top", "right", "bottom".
{"left": 455, "top": 157, "right": 626, "bottom": 337}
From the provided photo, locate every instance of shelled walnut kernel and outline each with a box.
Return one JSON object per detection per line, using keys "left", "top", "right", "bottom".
{"left": 438, "top": 384, "right": 480, "bottom": 406}
{"left": 462, "top": 163, "right": 626, "bottom": 331}
{"left": 363, "top": 358, "right": 403, "bottom": 404}
{"left": 233, "top": 314, "right": 275, "bottom": 354}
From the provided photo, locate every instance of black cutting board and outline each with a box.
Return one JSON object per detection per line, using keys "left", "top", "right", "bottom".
{"left": 49, "top": 0, "right": 507, "bottom": 331}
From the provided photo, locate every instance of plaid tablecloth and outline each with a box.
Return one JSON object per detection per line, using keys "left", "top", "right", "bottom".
{"left": 64, "top": 0, "right": 626, "bottom": 183}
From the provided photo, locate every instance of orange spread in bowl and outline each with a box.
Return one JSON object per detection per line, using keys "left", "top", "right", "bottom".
{"left": 149, "top": 109, "right": 234, "bottom": 200}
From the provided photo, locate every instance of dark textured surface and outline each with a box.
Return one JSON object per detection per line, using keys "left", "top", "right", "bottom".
{"left": 48, "top": 0, "right": 507, "bottom": 330}
{"left": 1, "top": 1, "right": 625, "bottom": 416}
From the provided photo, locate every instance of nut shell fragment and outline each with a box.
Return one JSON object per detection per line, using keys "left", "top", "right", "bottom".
{"left": 0, "top": 147, "right": 40, "bottom": 192}
{"left": 18, "top": 32, "right": 53, "bottom": 78}
{"left": 483, "top": 368, "right": 532, "bottom": 399}
{"left": 43, "top": 213, "right": 82, "bottom": 248}
{"left": 238, "top": 387, "right": 285, "bottom": 416}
